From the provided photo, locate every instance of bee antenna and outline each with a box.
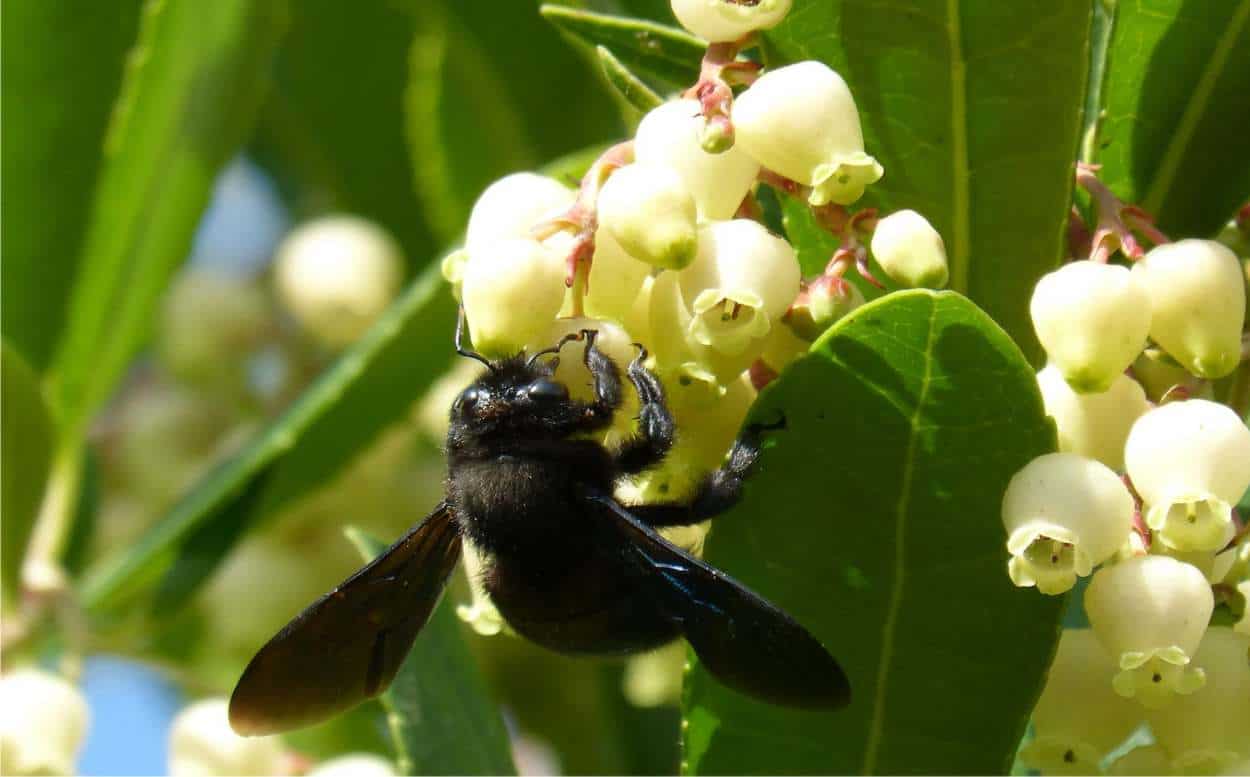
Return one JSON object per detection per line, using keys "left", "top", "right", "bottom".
{"left": 525, "top": 331, "right": 583, "bottom": 369}
{"left": 455, "top": 307, "right": 494, "bottom": 371}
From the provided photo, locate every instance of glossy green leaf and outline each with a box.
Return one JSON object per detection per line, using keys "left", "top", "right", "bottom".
{"left": 0, "top": 1, "right": 143, "bottom": 370}
{"left": 598, "top": 45, "right": 664, "bottom": 113}
{"left": 541, "top": 5, "right": 704, "bottom": 88}
{"left": 765, "top": 1, "right": 1091, "bottom": 363}
{"left": 48, "top": 0, "right": 288, "bottom": 440}
{"left": 346, "top": 529, "right": 516, "bottom": 777}
{"left": 1, "top": 342, "right": 54, "bottom": 606}
{"left": 1095, "top": 1, "right": 1250, "bottom": 236}
{"left": 250, "top": 0, "right": 436, "bottom": 271}
{"left": 682, "top": 291, "right": 1063, "bottom": 774}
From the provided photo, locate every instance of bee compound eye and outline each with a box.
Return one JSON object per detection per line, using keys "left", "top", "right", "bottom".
{"left": 526, "top": 379, "right": 568, "bottom": 402}
{"left": 458, "top": 387, "right": 482, "bottom": 410}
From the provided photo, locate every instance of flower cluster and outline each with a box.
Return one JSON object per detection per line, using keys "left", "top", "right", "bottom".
{"left": 1007, "top": 170, "right": 1250, "bottom": 773}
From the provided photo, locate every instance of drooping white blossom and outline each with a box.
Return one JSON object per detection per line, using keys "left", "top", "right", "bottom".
{"left": 1036, "top": 365, "right": 1150, "bottom": 472}
{"left": 169, "top": 698, "right": 287, "bottom": 776}
{"left": 598, "top": 163, "right": 699, "bottom": 271}
{"left": 461, "top": 238, "right": 567, "bottom": 357}
{"left": 0, "top": 668, "right": 90, "bottom": 776}
{"left": 869, "top": 210, "right": 949, "bottom": 289}
{"left": 670, "top": 0, "right": 792, "bottom": 42}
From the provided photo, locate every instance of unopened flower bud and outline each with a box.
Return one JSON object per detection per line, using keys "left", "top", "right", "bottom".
{"left": 274, "top": 215, "right": 403, "bottom": 348}
{"left": 1085, "top": 555, "right": 1212, "bottom": 708}
{"left": 1029, "top": 260, "right": 1152, "bottom": 393}
{"left": 783, "top": 275, "right": 864, "bottom": 341}
{"left": 635, "top": 100, "right": 760, "bottom": 221}
{"left": 670, "top": 0, "right": 792, "bottom": 42}
{"left": 869, "top": 210, "right": 949, "bottom": 288}
{"left": 1036, "top": 365, "right": 1150, "bottom": 472}
{"left": 584, "top": 230, "right": 652, "bottom": 324}
{"left": 170, "top": 698, "right": 286, "bottom": 776}
{"left": 598, "top": 163, "right": 699, "bottom": 270}
{"left": 1124, "top": 399, "right": 1250, "bottom": 552}
{"left": 462, "top": 238, "right": 566, "bottom": 358}
{"left": 1002, "top": 453, "right": 1135, "bottom": 594}
{"left": 1133, "top": 239, "right": 1245, "bottom": 379}
{"left": 1018, "top": 629, "right": 1143, "bottom": 775}
{"left": 0, "top": 668, "right": 89, "bottom": 776}
{"left": 1145, "top": 627, "right": 1250, "bottom": 773}
{"left": 465, "top": 172, "right": 575, "bottom": 253}
{"left": 733, "top": 61, "right": 883, "bottom": 206}
{"left": 309, "top": 754, "right": 398, "bottom": 776}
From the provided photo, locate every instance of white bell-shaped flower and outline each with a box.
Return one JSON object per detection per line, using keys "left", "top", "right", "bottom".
{"left": 670, "top": 0, "right": 792, "bottom": 42}
{"left": 1002, "top": 453, "right": 1136, "bottom": 594}
{"left": 598, "top": 163, "right": 699, "bottom": 270}
{"left": 1029, "top": 260, "right": 1152, "bottom": 393}
{"left": 1018, "top": 629, "right": 1143, "bottom": 776}
{"left": 869, "top": 210, "right": 949, "bottom": 289}
{"left": 464, "top": 172, "right": 575, "bottom": 253}
{"left": 1145, "top": 627, "right": 1250, "bottom": 774}
{"left": 1133, "top": 239, "right": 1246, "bottom": 379}
{"left": 170, "top": 698, "right": 287, "bottom": 776}
{"left": 759, "top": 314, "right": 810, "bottom": 373}
{"left": 1085, "top": 555, "right": 1213, "bottom": 708}
{"left": 1124, "top": 399, "right": 1250, "bottom": 552}
{"left": 308, "top": 754, "right": 398, "bottom": 776}
{"left": 635, "top": 100, "right": 760, "bottom": 221}
{"left": 274, "top": 215, "right": 404, "bottom": 348}
{"left": 0, "top": 668, "right": 90, "bottom": 776}
{"left": 584, "top": 230, "right": 652, "bottom": 325}
{"left": 461, "top": 238, "right": 567, "bottom": 358}
{"left": 1036, "top": 365, "right": 1150, "bottom": 472}
{"left": 733, "top": 61, "right": 883, "bottom": 206}
{"left": 679, "top": 219, "right": 799, "bottom": 359}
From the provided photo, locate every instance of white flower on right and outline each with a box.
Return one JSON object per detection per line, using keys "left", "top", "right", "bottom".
{"left": 670, "top": 0, "right": 792, "bottom": 42}
{"left": 1001, "top": 453, "right": 1135, "bottom": 595}
{"left": 1036, "top": 365, "right": 1150, "bottom": 472}
{"left": 869, "top": 210, "right": 949, "bottom": 289}
{"left": 461, "top": 238, "right": 567, "bottom": 358}
{"left": 0, "top": 668, "right": 90, "bottom": 776}
{"left": 1029, "top": 260, "right": 1152, "bottom": 393}
{"left": 733, "top": 61, "right": 883, "bottom": 206}
{"left": 1085, "top": 555, "right": 1213, "bottom": 708}
{"left": 1133, "top": 239, "right": 1246, "bottom": 379}
{"left": 1124, "top": 399, "right": 1250, "bottom": 552}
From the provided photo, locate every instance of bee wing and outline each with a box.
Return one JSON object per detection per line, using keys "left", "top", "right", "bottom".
{"left": 587, "top": 491, "right": 850, "bottom": 709}
{"left": 229, "top": 502, "right": 462, "bottom": 735}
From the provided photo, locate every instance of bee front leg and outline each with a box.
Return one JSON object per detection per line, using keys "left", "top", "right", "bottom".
{"left": 613, "top": 344, "right": 675, "bottom": 475}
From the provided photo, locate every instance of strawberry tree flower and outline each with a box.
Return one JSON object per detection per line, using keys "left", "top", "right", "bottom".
{"left": 583, "top": 230, "right": 652, "bottom": 326}
{"left": 597, "top": 163, "right": 699, "bottom": 271}
{"left": 733, "top": 61, "right": 883, "bottom": 206}
{"left": 464, "top": 172, "right": 575, "bottom": 253}
{"left": 1133, "top": 239, "right": 1246, "bottom": 379}
{"left": 1002, "top": 453, "right": 1135, "bottom": 594}
{"left": 1124, "top": 399, "right": 1250, "bottom": 552}
{"left": 869, "top": 210, "right": 949, "bottom": 289}
{"left": 1144, "top": 627, "right": 1250, "bottom": 773}
{"left": 0, "top": 668, "right": 90, "bottom": 776}
{"left": 1018, "top": 629, "right": 1143, "bottom": 776}
{"left": 274, "top": 215, "right": 403, "bottom": 348}
{"left": 634, "top": 99, "right": 760, "bottom": 221}
{"left": 1085, "top": 555, "right": 1213, "bottom": 708}
{"left": 670, "top": 0, "right": 792, "bottom": 42}
{"left": 461, "top": 238, "right": 566, "bottom": 357}
{"left": 308, "top": 755, "right": 398, "bottom": 776}
{"left": 1029, "top": 260, "right": 1152, "bottom": 393}
{"left": 1036, "top": 365, "right": 1150, "bottom": 472}
{"left": 170, "top": 698, "right": 287, "bottom": 776}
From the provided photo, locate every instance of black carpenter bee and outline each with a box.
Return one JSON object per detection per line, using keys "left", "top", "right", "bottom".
{"left": 229, "top": 313, "right": 849, "bottom": 735}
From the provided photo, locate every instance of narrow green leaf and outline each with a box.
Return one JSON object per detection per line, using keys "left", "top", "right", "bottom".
{"left": 682, "top": 291, "right": 1063, "bottom": 774}
{"left": 1, "top": 342, "right": 54, "bottom": 606}
{"left": 1096, "top": 1, "right": 1250, "bottom": 236}
{"left": 346, "top": 529, "right": 516, "bottom": 777}
{"left": 597, "top": 45, "right": 664, "bottom": 113}
{"left": 0, "top": 1, "right": 143, "bottom": 370}
{"left": 49, "top": 0, "right": 288, "bottom": 439}
{"left": 541, "top": 4, "right": 704, "bottom": 88}
{"left": 80, "top": 265, "right": 455, "bottom": 613}
{"left": 1079, "top": 0, "right": 1118, "bottom": 163}
{"left": 765, "top": 1, "right": 1091, "bottom": 363}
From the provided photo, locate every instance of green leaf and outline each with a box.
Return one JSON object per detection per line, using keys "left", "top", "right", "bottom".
{"left": 1, "top": 342, "right": 54, "bottom": 606}
{"left": 765, "top": 1, "right": 1091, "bottom": 363}
{"left": 80, "top": 265, "right": 456, "bottom": 614}
{"left": 597, "top": 45, "right": 664, "bottom": 113}
{"left": 0, "top": 1, "right": 143, "bottom": 370}
{"left": 346, "top": 529, "right": 516, "bottom": 777}
{"left": 682, "top": 291, "right": 1063, "bottom": 774}
{"left": 1095, "top": 0, "right": 1250, "bottom": 236}
{"left": 250, "top": 0, "right": 437, "bottom": 271}
{"left": 541, "top": 5, "right": 704, "bottom": 88}
{"left": 48, "top": 0, "right": 288, "bottom": 440}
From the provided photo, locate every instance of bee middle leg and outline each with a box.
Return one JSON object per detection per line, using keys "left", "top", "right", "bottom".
{"left": 613, "top": 345, "right": 676, "bottom": 475}
{"left": 628, "top": 415, "right": 784, "bottom": 528}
